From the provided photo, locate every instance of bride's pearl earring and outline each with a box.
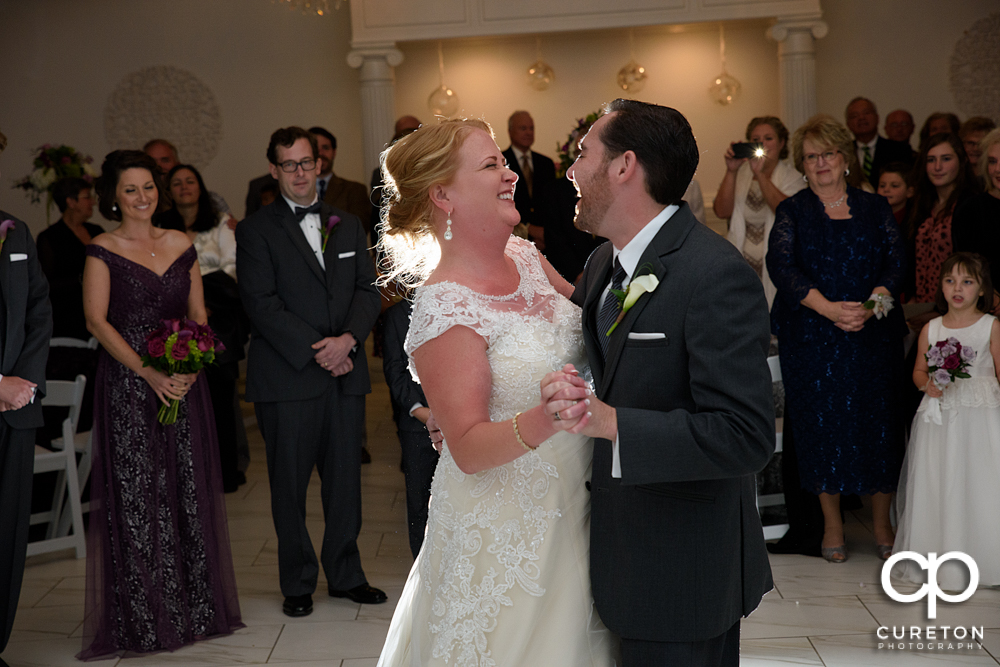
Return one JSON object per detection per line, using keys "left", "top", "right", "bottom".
{"left": 444, "top": 211, "right": 453, "bottom": 241}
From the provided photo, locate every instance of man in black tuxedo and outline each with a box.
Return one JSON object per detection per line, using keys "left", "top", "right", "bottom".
{"left": 236, "top": 127, "right": 384, "bottom": 618}
{"left": 846, "top": 97, "right": 915, "bottom": 188}
{"left": 0, "top": 129, "right": 53, "bottom": 665}
{"left": 502, "top": 111, "right": 556, "bottom": 250}
{"left": 544, "top": 100, "right": 774, "bottom": 666}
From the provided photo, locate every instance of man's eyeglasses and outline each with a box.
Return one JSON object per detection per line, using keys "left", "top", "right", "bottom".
{"left": 802, "top": 151, "right": 840, "bottom": 165}
{"left": 276, "top": 158, "right": 318, "bottom": 173}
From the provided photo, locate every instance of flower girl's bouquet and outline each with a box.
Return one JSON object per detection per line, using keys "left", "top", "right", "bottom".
{"left": 141, "top": 318, "right": 225, "bottom": 425}
{"left": 923, "top": 336, "right": 976, "bottom": 424}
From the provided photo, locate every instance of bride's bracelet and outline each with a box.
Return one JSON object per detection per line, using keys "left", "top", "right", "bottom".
{"left": 512, "top": 412, "right": 537, "bottom": 452}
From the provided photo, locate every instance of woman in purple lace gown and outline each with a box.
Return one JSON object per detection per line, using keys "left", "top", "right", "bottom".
{"left": 79, "top": 151, "right": 242, "bottom": 659}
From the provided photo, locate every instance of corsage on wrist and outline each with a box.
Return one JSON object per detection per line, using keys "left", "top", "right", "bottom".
{"left": 862, "top": 293, "right": 894, "bottom": 320}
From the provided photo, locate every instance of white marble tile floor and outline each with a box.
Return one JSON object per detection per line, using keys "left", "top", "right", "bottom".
{"left": 3, "top": 356, "right": 999, "bottom": 666}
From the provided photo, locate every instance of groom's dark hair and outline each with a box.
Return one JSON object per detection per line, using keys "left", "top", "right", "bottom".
{"left": 599, "top": 99, "right": 699, "bottom": 207}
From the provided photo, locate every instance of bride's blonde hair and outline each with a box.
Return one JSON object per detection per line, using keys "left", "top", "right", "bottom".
{"left": 377, "top": 118, "right": 494, "bottom": 288}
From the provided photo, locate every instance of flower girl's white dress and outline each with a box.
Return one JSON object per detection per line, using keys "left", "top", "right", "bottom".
{"left": 377, "top": 237, "right": 616, "bottom": 667}
{"left": 894, "top": 314, "right": 1000, "bottom": 590}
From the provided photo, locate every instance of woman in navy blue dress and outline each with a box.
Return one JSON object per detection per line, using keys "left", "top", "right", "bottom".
{"left": 767, "top": 116, "right": 906, "bottom": 563}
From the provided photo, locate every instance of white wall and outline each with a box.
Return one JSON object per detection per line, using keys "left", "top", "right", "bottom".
{"left": 0, "top": 0, "right": 364, "bottom": 233}
{"left": 394, "top": 22, "right": 781, "bottom": 212}
{"left": 1, "top": 0, "right": 996, "bottom": 235}
{"left": 815, "top": 0, "right": 997, "bottom": 139}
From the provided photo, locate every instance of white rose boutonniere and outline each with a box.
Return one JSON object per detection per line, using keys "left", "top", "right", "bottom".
{"left": 606, "top": 271, "right": 659, "bottom": 337}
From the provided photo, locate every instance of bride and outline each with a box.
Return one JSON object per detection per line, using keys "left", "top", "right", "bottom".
{"left": 375, "top": 119, "right": 617, "bottom": 666}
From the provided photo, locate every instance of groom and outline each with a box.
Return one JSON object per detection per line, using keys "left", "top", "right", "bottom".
{"left": 545, "top": 99, "right": 775, "bottom": 665}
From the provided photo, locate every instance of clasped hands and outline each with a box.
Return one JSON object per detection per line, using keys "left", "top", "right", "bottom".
{"left": 312, "top": 333, "right": 355, "bottom": 377}
{"left": 141, "top": 369, "right": 197, "bottom": 407}
{"left": 541, "top": 364, "right": 616, "bottom": 440}
{"left": 825, "top": 301, "right": 873, "bottom": 332}
{"left": 0, "top": 376, "right": 37, "bottom": 412}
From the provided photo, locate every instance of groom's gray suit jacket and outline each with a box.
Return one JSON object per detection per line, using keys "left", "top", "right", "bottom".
{"left": 573, "top": 202, "right": 774, "bottom": 643}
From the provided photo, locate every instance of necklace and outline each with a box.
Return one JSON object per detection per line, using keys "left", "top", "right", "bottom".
{"left": 823, "top": 193, "right": 846, "bottom": 208}
{"left": 113, "top": 230, "right": 157, "bottom": 257}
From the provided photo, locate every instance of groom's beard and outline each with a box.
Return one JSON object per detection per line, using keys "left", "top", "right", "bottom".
{"left": 572, "top": 170, "right": 612, "bottom": 237}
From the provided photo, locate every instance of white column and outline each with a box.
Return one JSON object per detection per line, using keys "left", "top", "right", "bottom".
{"left": 347, "top": 44, "right": 404, "bottom": 181}
{"left": 766, "top": 19, "right": 828, "bottom": 133}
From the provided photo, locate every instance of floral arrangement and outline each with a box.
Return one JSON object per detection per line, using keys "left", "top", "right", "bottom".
{"left": 922, "top": 336, "right": 976, "bottom": 425}
{"left": 141, "top": 318, "right": 225, "bottom": 425}
{"left": 926, "top": 337, "right": 975, "bottom": 390}
{"left": 606, "top": 266, "right": 659, "bottom": 336}
{"left": 13, "top": 144, "right": 98, "bottom": 220}
{"left": 321, "top": 215, "right": 340, "bottom": 252}
{"left": 556, "top": 111, "right": 601, "bottom": 178}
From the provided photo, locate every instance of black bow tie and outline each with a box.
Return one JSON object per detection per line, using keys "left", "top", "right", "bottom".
{"left": 293, "top": 202, "right": 322, "bottom": 221}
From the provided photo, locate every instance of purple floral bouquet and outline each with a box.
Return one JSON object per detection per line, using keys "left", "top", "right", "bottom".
{"left": 926, "top": 336, "right": 976, "bottom": 391}
{"left": 140, "top": 318, "right": 225, "bottom": 425}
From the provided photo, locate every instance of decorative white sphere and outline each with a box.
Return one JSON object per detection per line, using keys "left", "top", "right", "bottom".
{"left": 427, "top": 85, "right": 460, "bottom": 117}
{"left": 709, "top": 72, "right": 741, "bottom": 106}
{"left": 616, "top": 60, "right": 647, "bottom": 94}
{"left": 527, "top": 60, "right": 555, "bottom": 91}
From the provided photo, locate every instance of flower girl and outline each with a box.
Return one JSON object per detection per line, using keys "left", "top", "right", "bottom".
{"left": 894, "top": 252, "right": 1000, "bottom": 590}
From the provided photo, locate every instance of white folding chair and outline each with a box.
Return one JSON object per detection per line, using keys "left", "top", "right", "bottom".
{"left": 49, "top": 336, "right": 99, "bottom": 350}
{"left": 758, "top": 356, "right": 789, "bottom": 541}
{"left": 27, "top": 375, "right": 87, "bottom": 559}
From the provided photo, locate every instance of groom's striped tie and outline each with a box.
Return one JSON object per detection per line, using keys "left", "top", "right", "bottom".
{"left": 597, "top": 258, "right": 626, "bottom": 360}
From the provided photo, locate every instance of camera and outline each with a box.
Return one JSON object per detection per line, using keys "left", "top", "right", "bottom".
{"left": 732, "top": 142, "right": 766, "bottom": 160}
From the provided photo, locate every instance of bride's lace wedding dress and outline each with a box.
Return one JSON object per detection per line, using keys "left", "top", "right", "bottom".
{"left": 377, "top": 236, "right": 616, "bottom": 667}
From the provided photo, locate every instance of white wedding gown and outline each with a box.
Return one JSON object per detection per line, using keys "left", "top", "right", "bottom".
{"left": 377, "top": 236, "right": 617, "bottom": 667}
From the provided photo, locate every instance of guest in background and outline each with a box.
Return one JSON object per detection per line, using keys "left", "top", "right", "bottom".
{"left": 309, "top": 127, "right": 372, "bottom": 235}
{"left": 37, "top": 178, "right": 105, "bottom": 438}
{"left": 244, "top": 173, "right": 278, "bottom": 219}
{"left": 885, "top": 109, "right": 916, "bottom": 147}
{"left": 0, "top": 128, "right": 53, "bottom": 664}
{"left": 954, "top": 128, "right": 1000, "bottom": 287}
{"left": 371, "top": 116, "right": 422, "bottom": 260}
{"left": 155, "top": 164, "right": 247, "bottom": 492}
{"left": 877, "top": 162, "right": 914, "bottom": 227}
{"left": 714, "top": 115, "right": 805, "bottom": 309}
{"left": 503, "top": 111, "right": 556, "bottom": 250}
{"left": 918, "top": 113, "right": 961, "bottom": 150}
{"left": 906, "top": 133, "right": 981, "bottom": 304}
{"left": 143, "top": 138, "right": 232, "bottom": 216}
{"left": 381, "top": 298, "right": 438, "bottom": 558}
{"left": 38, "top": 178, "right": 105, "bottom": 340}
{"left": 845, "top": 97, "right": 914, "bottom": 188}
{"left": 959, "top": 116, "right": 997, "bottom": 172}
{"left": 259, "top": 180, "right": 278, "bottom": 208}
{"left": 767, "top": 115, "right": 906, "bottom": 563}
{"left": 80, "top": 150, "right": 241, "bottom": 658}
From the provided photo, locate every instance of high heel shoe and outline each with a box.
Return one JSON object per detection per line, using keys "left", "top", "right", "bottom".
{"left": 877, "top": 545, "right": 894, "bottom": 561}
{"left": 821, "top": 544, "right": 848, "bottom": 563}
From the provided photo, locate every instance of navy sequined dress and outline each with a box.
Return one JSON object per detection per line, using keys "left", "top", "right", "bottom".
{"left": 79, "top": 245, "right": 242, "bottom": 660}
{"left": 767, "top": 187, "right": 906, "bottom": 495}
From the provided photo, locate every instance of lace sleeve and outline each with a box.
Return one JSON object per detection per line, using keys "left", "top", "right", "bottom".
{"left": 403, "top": 283, "right": 499, "bottom": 383}
{"left": 766, "top": 196, "right": 817, "bottom": 310}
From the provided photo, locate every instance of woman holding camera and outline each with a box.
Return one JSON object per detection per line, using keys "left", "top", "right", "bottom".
{"left": 714, "top": 116, "right": 805, "bottom": 308}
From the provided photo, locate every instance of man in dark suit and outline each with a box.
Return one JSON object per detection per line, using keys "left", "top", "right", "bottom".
{"left": 0, "top": 128, "right": 53, "bottom": 666}
{"left": 236, "top": 126, "right": 384, "bottom": 618}
{"left": 544, "top": 100, "right": 774, "bottom": 666}
{"left": 382, "top": 299, "right": 438, "bottom": 558}
{"left": 308, "top": 127, "right": 372, "bottom": 235}
{"left": 846, "top": 97, "right": 915, "bottom": 188}
{"left": 502, "top": 111, "right": 556, "bottom": 250}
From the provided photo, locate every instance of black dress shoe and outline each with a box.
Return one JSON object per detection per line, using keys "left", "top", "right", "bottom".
{"left": 329, "top": 583, "right": 387, "bottom": 604}
{"left": 282, "top": 594, "right": 313, "bottom": 617}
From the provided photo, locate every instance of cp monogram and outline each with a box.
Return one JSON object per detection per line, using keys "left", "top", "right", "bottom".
{"left": 881, "top": 551, "right": 979, "bottom": 619}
